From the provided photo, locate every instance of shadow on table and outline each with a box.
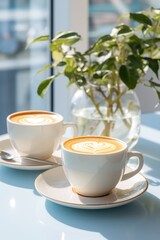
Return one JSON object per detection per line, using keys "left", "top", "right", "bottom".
{"left": 45, "top": 192, "right": 160, "bottom": 240}
{"left": 0, "top": 166, "right": 42, "bottom": 189}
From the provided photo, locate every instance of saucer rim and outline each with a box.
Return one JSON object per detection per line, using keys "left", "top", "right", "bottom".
{"left": 0, "top": 135, "right": 62, "bottom": 170}
{"left": 35, "top": 166, "right": 148, "bottom": 209}
{"left": 0, "top": 158, "right": 53, "bottom": 170}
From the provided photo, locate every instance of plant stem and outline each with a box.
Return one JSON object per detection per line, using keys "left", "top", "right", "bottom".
{"left": 83, "top": 83, "right": 132, "bottom": 136}
{"left": 84, "top": 86, "right": 103, "bottom": 118}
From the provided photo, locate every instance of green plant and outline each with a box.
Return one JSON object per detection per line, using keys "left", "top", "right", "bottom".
{"left": 31, "top": 7, "right": 160, "bottom": 141}
{"left": 31, "top": 7, "right": 160, "bottom": 103}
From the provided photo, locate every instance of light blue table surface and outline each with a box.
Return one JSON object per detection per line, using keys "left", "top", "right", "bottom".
{"left": 0, "top": 112, "right": 160, "bottom": 240}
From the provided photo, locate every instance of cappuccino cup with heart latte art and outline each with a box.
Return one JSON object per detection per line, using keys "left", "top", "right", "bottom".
{"left": 7, "top": 110, "right": 77, "bottom": 160}
{"left": 64, "top": 136, "right": 124, "bottom": 154}
{"left": 62, "top": 136, "right": 144, "bottom": 197}
{"left": 9, "top": 112, "right": 59, "bottom": 125}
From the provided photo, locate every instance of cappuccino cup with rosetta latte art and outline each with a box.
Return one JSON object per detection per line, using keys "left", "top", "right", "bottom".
{"left": 62, "top": 136, "right": 144, "bottom": 197}
{"left": 7, "top": 110, "right": 77, "bottom": 160}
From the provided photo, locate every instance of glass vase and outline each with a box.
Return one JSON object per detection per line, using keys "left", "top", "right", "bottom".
{"left": 71, "top": 84, "right": 141, "bottom": 149}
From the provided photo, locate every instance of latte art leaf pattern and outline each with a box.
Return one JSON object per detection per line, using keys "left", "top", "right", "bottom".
{"left": 72, "top": 141, "right": 116, "bottom": 154}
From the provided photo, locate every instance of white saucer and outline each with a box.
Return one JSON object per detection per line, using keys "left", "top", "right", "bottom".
{"left": 0, "top": 135, "right": 62, "bottom": 170}
{"left": 35, "top": 166, "right": 148, "bottom": 209}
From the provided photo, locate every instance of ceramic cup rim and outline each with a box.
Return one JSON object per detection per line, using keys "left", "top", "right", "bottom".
{"left": 62, "top": 136, "right": 127, "bottom": 156}
{"left": 7, "top": 110, "right": 63, "bottom": 126}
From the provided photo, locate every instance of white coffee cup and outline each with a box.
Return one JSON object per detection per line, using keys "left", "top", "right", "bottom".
{"left": 7, "top": 110, "right": 77, "bottom": 159}
{"left": 62, "top": 136, "right": 144, "bottom": 197}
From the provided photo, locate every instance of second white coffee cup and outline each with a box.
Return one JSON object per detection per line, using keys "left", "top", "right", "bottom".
{"left": 7, "top": 110, "right": 77, "bottom": 159}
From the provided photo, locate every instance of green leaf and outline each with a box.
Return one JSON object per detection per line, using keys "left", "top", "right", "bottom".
{"left": 128, "top": 55, "right": 143, "bottom": 70}
{"left": 29, "top": 35, "right": 49, "bottom": 45}
{"left": 67, "top": 76, "right": 76, "bottom": 87}
{"left": 128, "top": 35, "right": 143, "bottom": 54}
{"left": 85, "top": 34, "right": 113, "bottom": 54}
{"left": 54, "top": 31, "right": 81, "bottom": 40}
{"left": 129, "top": 34, "right": 142, "bottom": 44}
{"left": 57, "top": 61, "right": 66, "bottom": 67}
{"left": 63, "top": 57, "right": 77, "bottom": 78}
{"left": 74, "top": 52, "right": 87, "bottom": 64}
{"left": 50, "top": 43, "right": 60, "bottom": 52}
{"left": 52, "top": 51, "right": 64, "bottom": 64}
{"left": 96, "top": 34, "right": 113, "bottom": 44}
{"left": 117, "top": 25, "right": 132, "bottom": 34}
{"left": 65, "top": 57, "right": 76, "bottom": 66}
{"left": 101, "top": 58, "right": 115, "bottom": 70}
{"left": 36, "top": 64, "right": 52, "bottom": 74}
{"left": 64, "top": 66, "right": 74, "bottom": 78}
{"left": 146, "top": 58, "right": 159, "bottom": 77}
{"left": 37, "top": 76, "right": 55, "bottom": 97}
{"left": 52, "top": 31, "right": 81, "bottom": 46}
{"left": 64, "top": 58, "right": 77, "bottom": 78}
{"left": 119, "top": 65, "right": 139, "bottom": 89}
{"left": 130, "top": 12, "right": 152, "bottom": 26}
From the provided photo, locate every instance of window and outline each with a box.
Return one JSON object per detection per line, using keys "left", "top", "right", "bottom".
{"left": 1, "top": 0, "right": 159, "bottom": 136}
{"left": 89, "top": 0, "right": 150, "bottom": 44}
{"left": 0, "top": 0, "right": 51, "bottom": 134}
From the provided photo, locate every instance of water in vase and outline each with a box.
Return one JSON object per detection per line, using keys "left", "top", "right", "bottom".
{"left": 72, "top": 106, "right": 141, "bottom": 150}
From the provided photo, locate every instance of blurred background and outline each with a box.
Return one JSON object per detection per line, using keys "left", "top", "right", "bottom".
{"left": 0, "top": 0, "right": 159, "bottom": 134}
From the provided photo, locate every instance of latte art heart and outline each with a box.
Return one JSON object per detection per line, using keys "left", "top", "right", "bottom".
{"left": 72, "top": 141, "right": 116, "bottom": 154}
{"left": 10, "top": 112, "right": 59, "bottom": 125}
{"left": 19, "top": 116, "right": 53, "bottom": 125}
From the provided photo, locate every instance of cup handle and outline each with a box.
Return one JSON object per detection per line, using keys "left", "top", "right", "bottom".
{"left": 121, "top": 151, "right": 144, "bottom": 181}
{"left": 62, "top": 123, "right": 78, "bottom": 137}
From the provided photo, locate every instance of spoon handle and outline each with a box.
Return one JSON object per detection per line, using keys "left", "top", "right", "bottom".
{"left": 14, "top": 156, "right": 62, "bottom": 166}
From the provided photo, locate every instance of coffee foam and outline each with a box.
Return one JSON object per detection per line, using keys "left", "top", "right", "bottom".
{"left": 10, "top": 112, "right": 59, "bottom": 125}
{"left": 72, "top": 141, "right": 116, "bottom": 154}
{"left": 64, "top": 136, "right": 125, "bottom": 154}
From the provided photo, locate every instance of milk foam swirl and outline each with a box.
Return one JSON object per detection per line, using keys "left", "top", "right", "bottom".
{"left": 18, "top": 114, "right": 56, "bottom": 125}
{"left": 72, "top": 141, "right": 116, "bottom": 154}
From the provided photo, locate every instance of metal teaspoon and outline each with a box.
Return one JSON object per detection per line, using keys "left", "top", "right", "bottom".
{"left": 0, "top": 150, "right": 61, "bottom": 166}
